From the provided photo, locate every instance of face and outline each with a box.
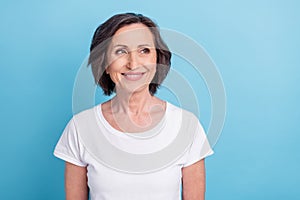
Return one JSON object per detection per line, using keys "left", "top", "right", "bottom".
{"left": 106, "top": 23, "right": 157, "bottom": 94}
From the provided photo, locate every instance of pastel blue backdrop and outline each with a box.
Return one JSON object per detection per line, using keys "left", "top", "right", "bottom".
{"left": 1, "top": 0, "right": 299, "bottom": 199}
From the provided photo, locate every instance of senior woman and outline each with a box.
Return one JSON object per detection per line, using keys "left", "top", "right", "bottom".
{"left": 54, "top": 13, "right": 213, "bottom": 200}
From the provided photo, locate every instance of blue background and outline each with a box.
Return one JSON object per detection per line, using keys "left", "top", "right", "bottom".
{"left": 1, "top": 0, "right": 299, "bottom": 199}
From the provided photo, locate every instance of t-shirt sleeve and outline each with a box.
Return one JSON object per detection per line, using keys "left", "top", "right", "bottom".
{"left": 183, "top": 120, "right": 214, "bottom": 167}
{"left": 53, "top": 118, "right": 87, "bottom": 167}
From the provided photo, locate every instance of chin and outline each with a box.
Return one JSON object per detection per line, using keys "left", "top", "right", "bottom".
{"left": 118, "top": 84, "right": 150, "bottom": 95}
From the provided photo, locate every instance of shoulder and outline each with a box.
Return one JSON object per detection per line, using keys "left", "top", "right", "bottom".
{"left": 166, "top": 102, "right": 199, "bottom": 123}
{"left": 72, "top": 105, "right": 99, "bottom": 125}
{"left": 70, "top": 105, "right": 99, "bottom": 131}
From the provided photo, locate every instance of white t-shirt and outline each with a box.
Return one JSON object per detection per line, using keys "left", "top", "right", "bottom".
{"left": 54, "top": 102, "right": 213, "bottom": 200}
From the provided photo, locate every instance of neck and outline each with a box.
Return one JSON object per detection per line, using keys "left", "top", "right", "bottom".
{"left": 111, "top": 89, "right": 155, "bottom": 115}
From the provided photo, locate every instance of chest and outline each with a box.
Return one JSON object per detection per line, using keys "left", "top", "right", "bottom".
{"left": 86, "top": 159, "right": 183, "bottom": 199}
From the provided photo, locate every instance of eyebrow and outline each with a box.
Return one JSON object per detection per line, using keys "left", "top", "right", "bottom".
{"left": 112, "top": 44, "right": 153, "bottom": 48}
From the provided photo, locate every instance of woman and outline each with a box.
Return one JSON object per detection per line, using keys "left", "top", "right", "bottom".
{"left": 54, "top": 13, "right": 213, "bottom": 200}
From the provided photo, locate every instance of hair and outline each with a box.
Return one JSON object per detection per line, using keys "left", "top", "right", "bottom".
{"left": 88, "top": 13, "right": 171, "bottom": 96}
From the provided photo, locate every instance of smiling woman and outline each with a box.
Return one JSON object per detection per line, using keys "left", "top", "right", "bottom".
{"left": 53, "top": 13, "right": 213, "bottom": 200}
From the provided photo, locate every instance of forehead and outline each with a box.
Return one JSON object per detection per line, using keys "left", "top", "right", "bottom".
{"left": 112, "top": 23, "right": 155, "bottom": 46}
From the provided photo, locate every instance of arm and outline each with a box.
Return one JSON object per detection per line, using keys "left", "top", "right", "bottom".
{"left": 65, "top": 162, "right": 89, "bottom": 200}
{"left": 182, "top": 159, "right": 206, "bottom": 200}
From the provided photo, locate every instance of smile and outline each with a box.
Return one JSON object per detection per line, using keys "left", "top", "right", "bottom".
{"left": 121, "top": 72, "right": 146, "bottom": 81}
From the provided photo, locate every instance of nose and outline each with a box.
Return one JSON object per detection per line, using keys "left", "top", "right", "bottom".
{"left": 127, "top": 50, "right": 139, "bottom": 70}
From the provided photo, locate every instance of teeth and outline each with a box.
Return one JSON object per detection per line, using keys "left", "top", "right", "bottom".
{"left": 122, "top": 72, "right": 144, "bottom": 80}
{"left": 125, "top": 74, "right": 142, "bottom": 77}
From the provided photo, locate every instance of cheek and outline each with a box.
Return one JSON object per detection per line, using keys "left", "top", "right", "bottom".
{"left": 108, "top": 73, "right": 122, "bottom": 85}
{"left": 145, "top": 55, "right": 157, "bottom": 75}
{"left": 148, "top": 55, "right": 157, "bottom": 71}
{"left": 106, "top": 66, "right": 120, "bottom": 84}
{"left": 107, "top": 57, "right": 127, "bottom": 73}
{"left": 149, "top": 53, "right": 157, "bottom": 64}
{"left": 107, "top": 57, "right": 126, "bottom": 69}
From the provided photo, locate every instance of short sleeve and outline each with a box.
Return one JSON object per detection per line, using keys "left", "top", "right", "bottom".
{"left": 53, "top": 118, "right": 87, "bottom": 167}
{"left": 183, "top": 120, "right": 214, "bottom": 167}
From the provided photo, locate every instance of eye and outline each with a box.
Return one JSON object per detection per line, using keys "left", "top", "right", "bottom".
{"left": 140, "top": 48, "right": 150, "bottom": 54}
{"left": 115, "top": 48, "right": 128, "bottom": 55}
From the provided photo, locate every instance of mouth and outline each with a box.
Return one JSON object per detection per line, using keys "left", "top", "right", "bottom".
{"left": 121, "top": 72, "right": 146, "bottom": 81}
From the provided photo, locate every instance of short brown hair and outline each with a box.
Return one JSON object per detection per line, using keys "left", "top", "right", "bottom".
{"left": 88, "top": 13, "right": 171, "bottom": 95}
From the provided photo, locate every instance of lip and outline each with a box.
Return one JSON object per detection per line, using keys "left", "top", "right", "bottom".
{"left": 121, "top": 72, "right": 146, "bottom": 81}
